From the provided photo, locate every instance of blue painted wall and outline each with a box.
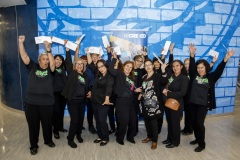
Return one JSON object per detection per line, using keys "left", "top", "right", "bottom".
{"left": 0, "top": 0, "right": 38, "bottom": 110}
{"left": 37, "top": 0, "right": 240, "bottom": 115}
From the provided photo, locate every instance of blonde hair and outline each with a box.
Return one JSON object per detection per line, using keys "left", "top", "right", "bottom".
{"left": 73, "top": 58, "right": 86, "bottom": 72}
{"left": 38, "top": 52, "right": 48, "bottom": 61}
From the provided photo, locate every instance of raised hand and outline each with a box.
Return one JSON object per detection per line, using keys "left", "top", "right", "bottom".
{"left": 224, "top": 49, "right": 235, "bottom": 62}
{"left": 188, "top": 43, "right": 196, "bottom": 57}
{"left": 212, "top": 55, "right": 218, "bottom": 63}
{"left": 43, "top": 41, "right": 52, "bottom": 51}
{"left": 64, "top": 40, "right": 70, "bottom": 51}
{"left": 18, "top": 35, "right": 25, "bottom": 43}
{"left": 169, "top": 43, "right": 175, "bottom": 54}
{"left": 161, "top": 62, "right": 169, "bottom": 73}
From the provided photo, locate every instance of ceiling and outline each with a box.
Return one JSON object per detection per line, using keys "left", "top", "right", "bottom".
{"left": 0, "top": 0, "right": 27, "bottom": 8}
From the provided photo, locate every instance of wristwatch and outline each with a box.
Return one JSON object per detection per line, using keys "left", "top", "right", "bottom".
{"left": 46, "top": 50, "right": 52, "bottom": 53}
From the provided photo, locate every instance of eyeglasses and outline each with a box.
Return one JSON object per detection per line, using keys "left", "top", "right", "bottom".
{"left": 145, "top": 64, "right": 153, "bottom": 67}
{"left": 136, "top": 60, "right": 143, "bottom": 63}
{"left": 75, "top": 63, "right": 84, "bottom": 66}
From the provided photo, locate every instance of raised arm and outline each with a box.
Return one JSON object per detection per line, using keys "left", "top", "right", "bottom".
{"left": 108, "top": 53, "right": 120, "bottom": 77}
{"left": 43, "top": 41, "right": 55, "bottom": 72}
{"left": 188, "top": 43, "right": 197, "bottom": 78}
{"left": 86, "top": 48, "right": 92, "bottom": 65}
{"left": 65, "top": 46, "right": 73, "bottom": 74}
{"left": 168, "top": 43, "right": 175, "bottom": 64}
{"left": 18, "top": 35, "right": 30, "bottom": 65}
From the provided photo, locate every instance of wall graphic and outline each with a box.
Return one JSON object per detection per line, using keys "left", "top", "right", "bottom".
{"left": 37, "top": 0, "right": 240, "bottom": 114}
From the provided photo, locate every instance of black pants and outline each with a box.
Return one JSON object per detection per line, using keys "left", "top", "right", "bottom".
{"left": 67, "top": 99, "right": 85, "bottom": 141}
{"left": 133, "top": 94, "right": 140, "bottom": 134}
{"left": 183, "top": 103, "right": 193, "bottom": 133}
{"left": 92, "top": 102, "right": 109, "bottom": 141}
{"left": 157, "top": 108, "right": 164, "bottom": 133}
{"left": 115, "top": 97, "right": 136, "bottom": 142}
{"left": 86, "top": 98, "right": 94, "bottom": 128}
{"left": 165, "top": 106, "right": 183, "bottom": 145}
{"left": 24, "top": 103, "right": 53, "bottom": 149}
{"left": 53, "top": 92, "right": 66, "bottom": 133}
{"left": 191, "top": 103, "right": 208, "bottom": 147}
{"left": 144, "top": 115, "right": 159, "bottom": 142}
{"left": 108, "top": 105, "right": 116, "bottom": 130}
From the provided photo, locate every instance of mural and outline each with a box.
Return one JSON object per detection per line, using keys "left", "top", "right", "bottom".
{"left": 37, "top": 0, "right": 240, "bottom": 114}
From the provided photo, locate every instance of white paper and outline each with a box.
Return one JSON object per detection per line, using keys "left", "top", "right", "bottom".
{"left": 35, "top": 36, "right": 52, "bottom": 44}
{"left": 209, "top": 49, "right": 219, "bottom": 58}
{"left": 113, "top": 46, "right": 121, "bottom": 55}
{"left": 153, "top": 53, "right": 163, "bottom": 64}
{"left": 75, "top": 34, "right": 85, "bottom": 44}
{"left": 52, "top": 37, "right": 65, "bottom": 45}
{"left": 65, "top": 41, "right": 78, "bottom": 51}
{"left": 161, "top": 41, "right": 171, "bottom": 55}
{"left": 88, "top": 47, "right": 100, "bottom": 54}
{"left": 99, "top": 46, "right": 104, "bottom": 56}
{"left": 102, "top": 35, "right": 110, "bottom": 48}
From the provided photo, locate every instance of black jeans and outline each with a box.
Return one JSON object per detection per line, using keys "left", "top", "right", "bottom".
{"left": 67, "top": 99, "right": 85, "bottom": 141}
{"left": 183, "top": 103, "right": 193, "bottom": 133}
{"left": 53, "top": 92, "right": 66, "bottom": 133}
{"left": 115, "top": 97, "right": 136, "bottom": 142}
{"left": 86, "top": 98, "right": 94, "bottom": 128}
{"left": 165, "top": 106, "right": 183, "bottom": 145}
{"left": 143, "top": 115, "right": 159, "bottom": 142}
{"left": 24, "top": 103, "right": 53, "bottom": 149}
{"left": 191, "top": 103, "right": 208, "bottom": 147}
{"left": 92, "top": 102, "right": 109, "bottom": 141}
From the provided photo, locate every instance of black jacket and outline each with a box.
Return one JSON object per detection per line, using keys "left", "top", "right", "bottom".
{"left": 61, "top": 50, "right": 90, "bottom": 100}
{"left": 189, "top": 56, "right": 227, "bottom": 110}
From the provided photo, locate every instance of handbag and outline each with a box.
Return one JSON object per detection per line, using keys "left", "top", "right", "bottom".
{"left": 144, "top": 98, "right": 157, "bottom": 108}
{"left": 164, "top": 83, "right": 180, "bottom": 111}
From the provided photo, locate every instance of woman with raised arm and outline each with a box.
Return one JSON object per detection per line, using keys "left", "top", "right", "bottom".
{"left": 141, "top": 59, "right": 168, "bottom": 150}
{"left": 108, "top": 53, "right": 142, "bottom": 145}
{"left": 61, "top": 45, "right": 91, "bottom": 149}
{"left": 188, "top": 43, "right": 235, "bottom": 152}
{"left": 18, "top": 35, "right": 55, "bottom": 155}
{"left": 52, "top": 54, "right": 67, "bottom": 139}
{"left": 162, "top": 59, "right": 189, "bottom": 149}
{"left": 91, "top": 60, "right": 114, "bottom": 146}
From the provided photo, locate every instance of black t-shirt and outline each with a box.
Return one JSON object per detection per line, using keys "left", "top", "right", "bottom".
{"left": 122, "top": 77, "right": 134, "bottom": 97}
{"left": 72, "top": 74, "right": 86, "bottom": 99}
{"left": 53, "top": 67, "right": 67, "bottom": 92}
{"left": 190, "top": 75, "right": 209, "bottom": 106}
{"left": 25, "top": 59, "right": 54, "bottom": 105}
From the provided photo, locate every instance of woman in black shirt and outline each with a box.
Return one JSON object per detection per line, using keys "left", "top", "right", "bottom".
{"left": 141, "top": 59, "right": 168, "bottom": 150}
{"left": 91, "top": 60, "right": 114, "bottom": 146}
{"left": 18, "top": 35, "right": 55, "bottom": 155}
{"left": 62, "top": 47, "right": 91, "bottom": 148}
{"left": 108, "top": 53, "right": 142, "bottom": 145}
{"left": 188, "top": 43, "right": 235, "bottom": 152}
{"left": 162, "top": 60, "right": 189, "bottom": 148}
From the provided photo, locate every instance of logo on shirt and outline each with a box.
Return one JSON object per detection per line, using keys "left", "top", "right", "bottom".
{"left": 126, "top": 77, "right": 135, "bottom": 91}
{"left": 134, "top": 71, "right": 138, "bottom": 76}
{"left": 78, "top": 75, "right": 85, "bottom": 84}
{"left": 196, "top": 76, "right": 209, "bottom": 84}
{"left": 168, "top": 76, "right": 174, "bottom": 84}
{"left": 35, "top": 70, "right": 48, "bottom": 77}
{"left": 55, "top": 68, "right": 62, "bottom": 74}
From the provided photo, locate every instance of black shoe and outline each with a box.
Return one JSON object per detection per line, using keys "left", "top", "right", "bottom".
{"left": 116, "top": 139, "right": 124, "bottom": 145}
{"left": 100, "top": 141, "right": 108, "bottom": 146}
{"left": 60, "top": 128, "right": 68, "bottom": 132}
{"left": 30, "top": 148, "right": 38, "bottom": 155}
{"left": 166, "top": 143, "right": 179, "bottom": 148}
{"left": 68, "top": 141, "right": 77, "bottom": 148}
{"left": 194, "top": 146, "right": 205, "bottom": 152}
{"left": 182, "top": 131, "right": 193, "bottom": 136}
{"left": 162, "top": 140, "right": 171, "bottom": 144}
{"left": 54, "top": 133, "right": 60, "bottom": 139}
{"left": 82, "top": 126, "right": 85, "bottom": 130}
{"left": 190, "top": 140, "right": 198, "bottom": 145}
{"left": 94, "top": 138, "right": 102, "bottom": 143}
{"left": 109, "top": 129, "right": 116, "bottom": 134}
{"left": 114, "top": 131, "right": 118, "bottom": 137}
{"left": 127, "top": 138, "right": 136, "bottom": 144}
{"left": 76, "top": 135, "right": 83, "bottom": 143}
{"left": 89, "top": 126, "right": 97, "bottom": 134}
{"left": 45, "top": 141, "right": 55, "bottom": 148}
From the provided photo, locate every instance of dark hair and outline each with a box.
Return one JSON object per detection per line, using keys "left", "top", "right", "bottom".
{"left": 196, "top": 59, "right": 211, "bottom": 73}
{"left": 122, "top": 61, "right": 135, "bottom": 81}
{"left": 96, "top": 60, "right": 108, "bottom": 77}
{"left": 144, "top": 58, "right": 153, "bottom": 65}
{"left": 80, "top": 55, "right": 87, "bottom": 61}
{"left": 54, "top": 54, "right": 65, "bottom": 68}
{"left": 170, "top": 60, "right": 188, "bottom": 76}
{"left": 133, "top": 55, "right": 142, "bottom": 61}
{"left": 153, "top": 57, "right": 159, "bottom": 63}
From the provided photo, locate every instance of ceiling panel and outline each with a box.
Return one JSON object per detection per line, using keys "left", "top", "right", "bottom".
{"left": 0, "top": 0, "right": 27, "bottom": 8}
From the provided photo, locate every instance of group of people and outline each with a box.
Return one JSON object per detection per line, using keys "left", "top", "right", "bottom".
{"left": 18, "top": 35, "right": 235, "bottom": 155}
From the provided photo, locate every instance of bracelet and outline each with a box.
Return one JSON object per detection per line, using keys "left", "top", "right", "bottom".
{"left": 211, "top": 61, "right": 215, "bottom": 63}
{"left": 46, "top": 50, "right": 52, "bottom": 53}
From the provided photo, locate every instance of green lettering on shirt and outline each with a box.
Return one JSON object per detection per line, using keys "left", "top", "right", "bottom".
{"left": 55, "top": 68, "right": 62, "bottom": 74}
{"left": 168, "top": 76, "right": 174, "bottom": 84}
{"left": 126, "top": 77, "right": 134, "bottom": 86}
{"left": 196, "top": 76, "right": 209, "bottom": 84}
{"left": 134, "top": 72, "right": 138, "bottom": 76}
{"left": 35, "top": 70, "right": 48, "bottom": 77}
{"left": 78, "top": 75, "right": 85, "bottom": 84}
